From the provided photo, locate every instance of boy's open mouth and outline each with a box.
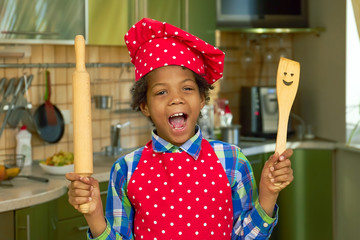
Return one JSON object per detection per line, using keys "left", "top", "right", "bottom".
{"left": 169, "top": 112, "right": 188, "bottom": 129}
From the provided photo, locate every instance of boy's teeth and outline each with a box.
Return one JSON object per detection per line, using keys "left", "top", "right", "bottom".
{"left": 171, "top": 113, "right": 184, "bottom": 117}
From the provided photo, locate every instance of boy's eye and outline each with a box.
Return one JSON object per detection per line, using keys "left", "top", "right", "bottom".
{"left": 184, "top": 87, "right": 194, "bottom": 91}
{"left": 155, "top": 90, "right": 167, "bottom": 95}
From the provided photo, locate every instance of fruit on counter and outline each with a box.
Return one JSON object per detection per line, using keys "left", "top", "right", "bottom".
{"left": 6, "top": 167, "right": 20, "bottom": 178}
{"left": 42, "top": 151, "right": 74, "bottom": 166}
{"left": 0, "top": 165, "right": 7, "bottom": 181}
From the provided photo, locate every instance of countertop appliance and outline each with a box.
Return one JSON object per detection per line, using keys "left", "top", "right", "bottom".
{"left": 240, "top": 86, "right": 293, "bottom": 139}
{"left": 216, "top": 0, "right": 308, "bottom": 28}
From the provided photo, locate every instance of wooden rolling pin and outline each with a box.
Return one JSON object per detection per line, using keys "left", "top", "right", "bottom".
{"left": 73, "top": 35, "right": 93, "bottom": 213}
{"left": 275, "top": 57, "right": 300, "bottom": 155}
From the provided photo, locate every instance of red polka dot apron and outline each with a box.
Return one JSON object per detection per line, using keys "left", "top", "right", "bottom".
{"left": 127, "top": 139, "right": 234, "bottom": 239}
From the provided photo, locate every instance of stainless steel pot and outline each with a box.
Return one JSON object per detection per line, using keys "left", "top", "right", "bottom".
{"left": 93, "top": 95, "right": 112, "bottom": 109}
{"left": 220, "top": 125, "right": 241, "bottom": 145}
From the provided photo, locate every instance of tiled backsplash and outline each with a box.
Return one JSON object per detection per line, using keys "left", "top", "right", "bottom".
{"left": 0, "top": 32, "right": 292, "bottom": 160}
{"left": 0, "top": 45, "right": 152, "bottom": 160}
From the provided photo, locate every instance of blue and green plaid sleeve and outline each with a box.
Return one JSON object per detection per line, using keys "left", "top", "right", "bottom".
{"left": 210, "top": 140, "right": 278, "bottom": 240}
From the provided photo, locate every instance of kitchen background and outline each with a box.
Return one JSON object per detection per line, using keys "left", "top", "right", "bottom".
{"left": 0, "top": 0, "right": 360, "bottom": 239}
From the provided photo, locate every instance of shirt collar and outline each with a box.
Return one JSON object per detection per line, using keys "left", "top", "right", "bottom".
{"left": 151, "top": 125, "right": 203, "bottom": 160}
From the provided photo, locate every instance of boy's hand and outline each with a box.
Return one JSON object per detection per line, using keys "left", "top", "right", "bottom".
{"left": 258, "top": 149, "right": 294, "bottom": 217}
{"left": 66, "top": 173, "right": 103, "bottom": 216}
{"left": 260, "top": 149, "right": 294, "bottom": 195}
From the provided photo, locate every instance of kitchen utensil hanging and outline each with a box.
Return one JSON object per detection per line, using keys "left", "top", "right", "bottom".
{"left": 33, "top": 70, "right": 64, "bottom": 143}
{"left": 0, "top": 78, "right": 23, "bottom": 136}
{"left": 7, "top": 75, "right": 33, "bottom": 128}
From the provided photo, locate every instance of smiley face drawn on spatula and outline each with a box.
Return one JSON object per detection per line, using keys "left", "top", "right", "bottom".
{"left": 282, "top": 72, "right": 295, "bottom": 86}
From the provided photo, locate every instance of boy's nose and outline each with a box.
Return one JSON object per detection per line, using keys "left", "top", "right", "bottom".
{"left": 169, "top": 94, "right": 184, "bottom": 105}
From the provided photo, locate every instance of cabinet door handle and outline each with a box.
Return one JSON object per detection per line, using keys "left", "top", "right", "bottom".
{"left": 26, "top": 214, "right": 31, "bottom": 240}
{"left": 77, "top": 225, "right": 90, "bottom": 231}
{"left": 1, "top": 31, "right": 59, "bottom": 36}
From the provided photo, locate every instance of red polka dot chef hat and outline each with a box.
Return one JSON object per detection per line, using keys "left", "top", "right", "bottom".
{"left": 124, "top": 18, "right": 225, "bottom": 84}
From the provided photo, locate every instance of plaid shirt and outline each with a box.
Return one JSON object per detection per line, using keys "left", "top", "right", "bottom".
{"left": 89, "top": 127, "right": 278, "bottom": 240}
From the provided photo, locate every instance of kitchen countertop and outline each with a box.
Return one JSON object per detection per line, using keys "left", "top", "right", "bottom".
{"left": 0, "top": 139, "right": 337, "bottom": 213}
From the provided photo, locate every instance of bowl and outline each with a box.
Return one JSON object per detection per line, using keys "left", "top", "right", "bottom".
{"left": 0, "top": 154, "right": 25, "bottom": 181}
{"left": 39, "top": 162, "right": 74, "bottom": 175}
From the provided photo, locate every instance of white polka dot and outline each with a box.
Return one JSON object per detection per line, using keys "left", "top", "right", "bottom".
{"left": 219, "top": 207, "right": 222, "bottom": 210}
{"left": 178, "top": 166, "right": 182, "bottom": 169}
{"left": 170, "top": 205, "right": 174, "bottom": 209}
{"left": 186, "top": 173, "right": 190, "bottom": 177}
{"left": 204, "top": 223, "right": 207, "bottom": 226}
{"left": 194, "top": 167, "right": 197, "bottom": 170}
{"left": 162, "top": 230, "right": 165, "bottom": 234}
{"left": 212, "top": 181, "right": 215, "bottom": 185}
{"left": 164, "top": 49, "right": 168, "bottom": 52}
{"left": 156, "top": 58, "right": 160, "bottom": 61}
{"left": 212, "top": 198, "right": 215, "bottom": 201}
{"left": 172, "top": 56, "right": 176, "bottom": 59}
{"left": 179, "top": 198, "right": 183, "bottom": 202}
{"left": 179, "top": 232, "right": 182, "bottom": 235}
{"left": 156, "top": 44, "right": 160, "bottom": 47}
{"left": 162, "top": 196, "right": 166, "bottom": 200}
{"left": 195, "top": 181, "right": 199, "bottom": 185}
{"left": 179, "top": 182, "right": 182, "bottom": 185}
{"left": 204, "top": 189, "right": 208, "bottom": 193}
{"left": 146, "top": 195, "right": 150, "bottom": 199}
{"left": 180, "top": 51, "right": 184, "bottom": 54}
{"left": 211, "top": 231, "right": 214, "bottom": 235}
{"left": 203, "top": 174, "right": 206, "bottom": 177}
{"left": 211, "top": 214, "right": 215, "bottom": 218}
{"left": 195, "top": 214, "right": 199, "bottom": 218}
{"left": 133, "top": 41, "right": 136, "bottom": 44}
{"left": 187, "top": 189, "right": 191, "bottom": 193}
{"left": 187, "top": 223, "right": 191, "bottom": 227}
{"left": 195, "top": 231, "right": 199, "bottom": 235}
{"left": 170, "top": 173, "right": 174, "bottom": 177}
{"left": 179, "top": 214, "right": 183, "bottom": 218}
{"left": 155, "top": 188, "right": 158, "bottom": 191}
{"left": 157, "top": 174, "right": 160, "bottom": 177}
{"left": 132, "top": 180, "right": 135, "bottom": 183}
{"left": 146, "top": 211, "right": 149, "bottom": 215}
{"left": 154, "top": 221, "right": 157, "bottom": 224}
{"left": 141, "top": 173, "right": 145, "bottom": 176}
{"left": 196, "top": 197, "right": 199, "bottom": 201}
{"left": 170, "top": 157, "right": 174, "bottom": 161}
{"left": 204, "top": 206, "right": 207, "bottom": 209}
{"left": 139, "top": 187, "right": 142, "bottom": 190}
{"left": 164, "top": 182, "right": 168, "bottom": 185}
{"left": 175, "top": 31, "right": 179, "bottom": 35}
{"left": 154, "top": 204, "right": 158, "bottom": 208}
{"left": 170, "top": 222, "right": 174, "bottom": 226}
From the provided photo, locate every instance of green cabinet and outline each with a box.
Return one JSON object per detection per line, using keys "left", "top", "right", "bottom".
{"left": 246, "top": 149, "right": 333, "bottom": 240}
{"left": 15, "top": 202, "right": 50, "bottom": 240}
{"left": 271, "top": 149, "right": 333, "bottom": 240}
{"left": 129, "top": 0, "right": 216, "bottom": 45}
{"left": 87, "top": 0, "right": 130, "bottom": 45}
{"left": 14, "top": 181, "right": 109, "bottom": 240}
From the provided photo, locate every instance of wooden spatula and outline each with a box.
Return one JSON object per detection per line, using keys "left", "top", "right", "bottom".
{"left": 275, "top": 57, "right": 300, "bottom": 155}
{"left": 73, "top": 35, "right": 93, "bottom": 213}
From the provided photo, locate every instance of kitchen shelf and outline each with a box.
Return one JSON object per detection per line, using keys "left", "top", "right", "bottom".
{"left": 217, "top": 27, "right": 325, "bottom": 35}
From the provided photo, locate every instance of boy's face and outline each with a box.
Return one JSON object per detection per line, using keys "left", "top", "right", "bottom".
{"left": 140, "top": 66, "right": 205, "bottom": 146}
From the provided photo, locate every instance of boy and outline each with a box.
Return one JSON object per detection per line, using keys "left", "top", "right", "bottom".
{"left": 66, "top": 18, "right": 293, "bottom": 240}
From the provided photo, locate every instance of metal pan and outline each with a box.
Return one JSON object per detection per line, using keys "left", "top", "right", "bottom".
{"left": 33, "top": 72, "right": 64, "bottom": 143}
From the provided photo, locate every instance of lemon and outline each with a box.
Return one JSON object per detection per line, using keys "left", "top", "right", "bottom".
{"left": 6, "top": 167, "right": 20, "bottom": 179}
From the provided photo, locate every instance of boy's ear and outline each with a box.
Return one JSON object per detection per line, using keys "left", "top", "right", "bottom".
{"left": 140, "top": 102, "right": 150, "bottom": 117}
{"left": 200, "top": 94, "right": 206, "bottom": 109}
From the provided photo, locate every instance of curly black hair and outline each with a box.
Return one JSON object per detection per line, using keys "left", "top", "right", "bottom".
{"left": 130, "top": 69, "right": 214, "bottom": 112}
